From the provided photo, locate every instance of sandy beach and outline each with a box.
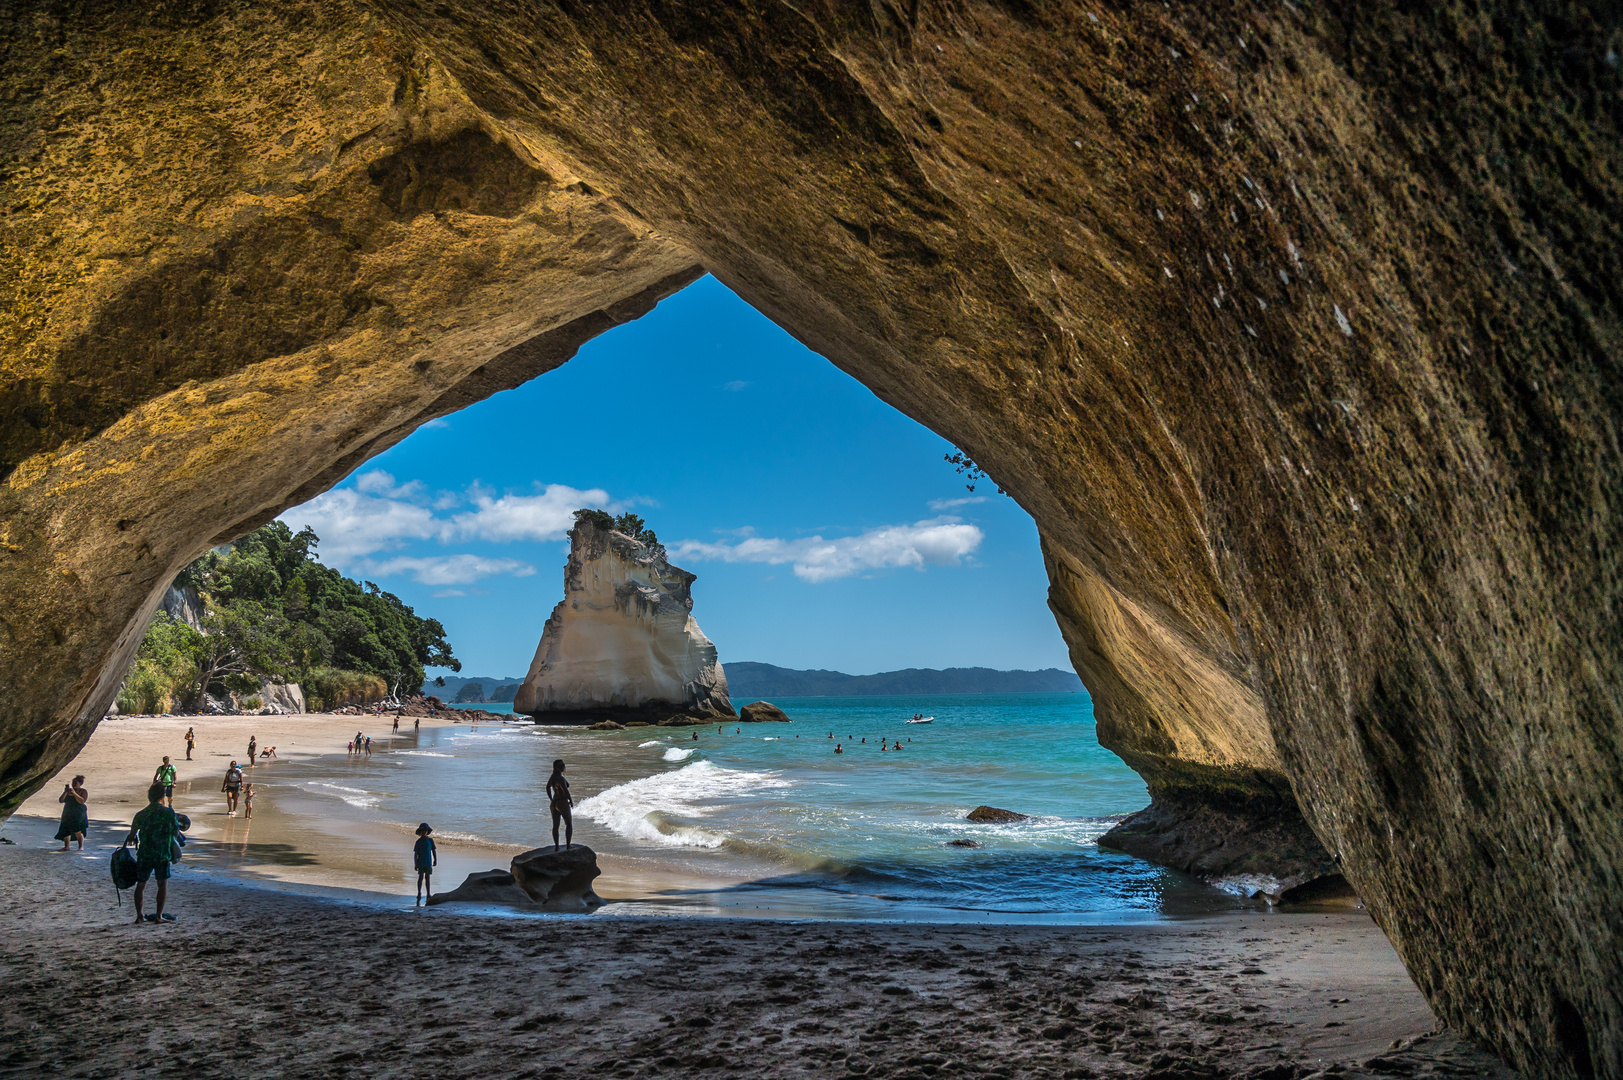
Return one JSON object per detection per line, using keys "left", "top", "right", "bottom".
{"left": 0, "top": 817, "right": 1512, "bottom": 1079}
{"left": 14, "top": 712, "right": 742, "bottom": 907}
{"left": 1, "top": 715, "right": 1515, "bottom": 1078}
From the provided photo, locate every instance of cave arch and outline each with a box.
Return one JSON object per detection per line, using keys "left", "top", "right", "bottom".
{"left": 1, "top": 2, "right": 1618, "bottom": 1077}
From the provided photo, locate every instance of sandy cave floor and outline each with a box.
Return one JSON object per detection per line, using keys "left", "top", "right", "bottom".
{"left": 0, "top": 821, "right": 1514, "bottom": 1080}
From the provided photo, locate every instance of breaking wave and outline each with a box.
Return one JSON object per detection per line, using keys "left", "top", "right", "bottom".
{"left": 576, "top": 760, "right": 792, "bottom": 849}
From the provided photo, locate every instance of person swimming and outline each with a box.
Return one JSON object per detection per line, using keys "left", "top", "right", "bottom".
{"left": 546, "top": 759, "right": 574, "bottom": 851}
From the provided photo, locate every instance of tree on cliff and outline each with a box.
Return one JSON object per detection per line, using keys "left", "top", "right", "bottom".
{"left": 119, "top": 522, "right": 460, "bottom": 712}
{"left": 572, "top": 508, "right": 665, "bottom": 556}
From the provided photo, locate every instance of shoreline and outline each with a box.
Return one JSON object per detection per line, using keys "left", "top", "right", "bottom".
{"left": 0, "top": 831, "right": 1514, "bottom": 1078}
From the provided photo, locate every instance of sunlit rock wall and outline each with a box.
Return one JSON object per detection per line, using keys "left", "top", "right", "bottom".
{"left": 513, "top": 520, "right": 732, "bottom": 720}
{"left": 1, "top": 3, "right": 1619, "bottom": 1075}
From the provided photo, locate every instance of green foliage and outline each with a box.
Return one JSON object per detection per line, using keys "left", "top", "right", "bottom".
{"left": 240, "top": 696, "right": 263, "bottom": 711}
{"left": 119, "top": 520, "right": 460, "bottom": 712}
{"left": 573, "top": 507, "right": 665, "bottom": 556}
{"left": 301, "top": 668, "right": 390, "bottom": 712}
{"left": 115, "top": 612, "right": 202, "bottom": 714}
{"left": 944, "top": 449, "right": 1007, "bottom": 495}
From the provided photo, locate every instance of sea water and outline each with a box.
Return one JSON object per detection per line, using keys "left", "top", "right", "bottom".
{"left": 250, "top": 692, "right": 1245, "bottom": 921}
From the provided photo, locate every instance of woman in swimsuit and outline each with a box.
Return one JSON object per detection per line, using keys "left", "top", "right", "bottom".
{"left": 546, "top": 759, "right": 573, "bottom": 851}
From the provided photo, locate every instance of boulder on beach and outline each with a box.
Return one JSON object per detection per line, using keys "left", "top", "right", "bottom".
{"left": 738, "top": 701, "right": 792, "bottom": 723}
{"left": 429, "top": 845, "right": 605, "bottom": 912}
{"left": 511, "top": 844, "right": 605, "bottom": 912}
{"left": 966, "top": 806, "right": 1029, "bottom": 823}
{"left": 426, "top": 869, "right": 535, "bottom": 907}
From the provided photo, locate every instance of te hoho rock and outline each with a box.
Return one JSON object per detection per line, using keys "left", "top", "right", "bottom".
{"left": 0, "top": 3, "right": 1617, "bottom": 1076}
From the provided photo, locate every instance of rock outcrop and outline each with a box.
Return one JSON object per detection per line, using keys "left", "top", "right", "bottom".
{"left": 428, "top": 845, "right": 604, "bottom": 912}
{"left": 513, "top": 519, "right": 732, "bottom": 723}
{"left": 257, "top": 681, "right": 305, "bottom": 715}
{"left": 510, "top": 845, "right": 605, "bottom": 913}
{"left": 0, "top": 4, "right": 1619, "bottom": 1074}
{"left": 966, "top": 807, "right": 1029, "bottom": 824}
{"left": 737, "top": 701, "right": 792, "bottom": 724}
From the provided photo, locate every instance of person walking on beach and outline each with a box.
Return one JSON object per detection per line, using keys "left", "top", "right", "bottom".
{"left": 247, "top": 735, "right": 257, "bottom": 764}
{"left": 125, "top": 782, "right": 181, "bottom": 924}
{"left": 243, "top": 783, "right": 254, "bottom": 820}
{"left": 414, "top": 823, "right": 437, "bottom": 904}
{"left": 222, "top": 761, "right": 244, "bottom": 816}
{"left": 393, "top": 715, "right": 400, "bottom": 732}
{"left": 152, "top": 756, "right": 177, "bottom": 807}
{"left": 546, "top": 759, "right": 573, "bottom": 851}
{"left": 55, "top": 776, "right": 89, "bottom": 851}
{"left": 184, "top": 727, "right": 195, "bottom": 761}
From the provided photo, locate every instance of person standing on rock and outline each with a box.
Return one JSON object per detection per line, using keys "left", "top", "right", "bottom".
{"left": 546, "top": 759, "right": 574, "bottom": 851}
{"left": 184, "top": 727, "right": 195, "bottom": 761}
{"left": 414, "top": 823, "right": 437, "bottom": 904}
{"left": 222, "top": 761, "right": 244, "bottom": 816}
{"left": 54, "top": 776, "right": 89, "bottom": 851}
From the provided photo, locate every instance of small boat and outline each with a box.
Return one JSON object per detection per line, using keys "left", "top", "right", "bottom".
{"left": 906, "top": 714, "right": 935, "bottom": 724}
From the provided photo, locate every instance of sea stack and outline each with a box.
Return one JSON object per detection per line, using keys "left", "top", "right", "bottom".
{"left": 514, "top": 512, "right": 733, "bottom": 723}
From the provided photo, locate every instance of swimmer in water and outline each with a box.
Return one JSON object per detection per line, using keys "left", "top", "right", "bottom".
{"left": 546, "top": 759, "right": 574, "bottom": 851}
{"left": 835, "top": 744, "right": 843, "bottom": 754}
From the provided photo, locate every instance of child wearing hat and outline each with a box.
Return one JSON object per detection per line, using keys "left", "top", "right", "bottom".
{"left": 413, "top": 823, "right": 437, "bottom": 904}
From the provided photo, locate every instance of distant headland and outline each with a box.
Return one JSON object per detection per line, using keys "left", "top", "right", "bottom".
{"left": 723, "top": 662, "right": 1084, "bottom": 698}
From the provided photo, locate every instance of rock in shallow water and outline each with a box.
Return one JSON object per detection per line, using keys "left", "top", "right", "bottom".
{"left": 966, "top": 806, "right": 1029, "bottom": 824}
{"left": 738, "top": 700, "right": 792, "bottom": 723}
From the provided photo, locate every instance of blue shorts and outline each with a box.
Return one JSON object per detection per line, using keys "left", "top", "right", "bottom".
{"left": 136, "top": 860, "right": 172, "bottom": 883}
{"left": 415, "top": 865, "right": 432, "bottom": 875}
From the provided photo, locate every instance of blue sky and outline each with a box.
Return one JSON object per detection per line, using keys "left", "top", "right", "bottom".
{"left": 280, "top": 276, "right": 1072, "bottom": 680}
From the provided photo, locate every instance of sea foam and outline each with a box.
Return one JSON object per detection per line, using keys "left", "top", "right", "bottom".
{"left": 577, "top": 760, "right": 792, "bottom": 848}
{"left": 662, "top": 747, "right": 695, "bottom": 762}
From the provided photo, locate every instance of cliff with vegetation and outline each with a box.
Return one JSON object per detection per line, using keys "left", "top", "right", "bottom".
{"left": 0, "top": 4, "right": 1618, "bottom": 1074}
{"left": 116, "top": 522, "right": 456, "bottom": 714}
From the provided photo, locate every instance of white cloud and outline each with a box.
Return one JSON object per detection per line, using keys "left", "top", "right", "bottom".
{"left": 354, "top": 470, "right": 424, "bottom": 499}
{"left": 723, "top": 380, "right": 749, "bottom": 391}
{"left": 928, "top": 495, "right": 987, "bottom": 511}
{"left": 432, "top": 589, "right": 467, "bottom": 598}
{"left": 448, "top": 484, "right": 609, "bottom": 543}
{"left": 279, "top": 475, "right": 610, "bottom": 564}
{"left": 671, "top": 518, "right": 984, "bottom": 583}
{"left": 355, "top": 555, "right": 537, "bottom": 586}
{"left": 280, "top": 487, "right": 441, "bottom": 562}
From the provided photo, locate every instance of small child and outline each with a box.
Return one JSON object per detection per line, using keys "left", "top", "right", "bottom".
{"left": 243, "top": 783, "right": 254, "bottom": 819}
{"left": 414, "top": 823, "right": 437, "bottom": 904}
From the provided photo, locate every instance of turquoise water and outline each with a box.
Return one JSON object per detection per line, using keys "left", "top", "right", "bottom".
{"left": 419, "top": 693, "right": 1242, "bottom": 919}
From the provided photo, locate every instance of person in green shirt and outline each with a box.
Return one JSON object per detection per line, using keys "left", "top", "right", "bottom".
{"left": 124, "top": 783, "right": 180, "bottom": 924}
{"left": 152, "top": 756, "right": 177, "bottom": 807}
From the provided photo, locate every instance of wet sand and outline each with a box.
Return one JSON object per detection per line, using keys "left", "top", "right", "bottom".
{"left": 14, "top": 712, "right": 734, "bottom": 906}
{"left": 0, "top": 818, "right": 1513, "bottom": 1080}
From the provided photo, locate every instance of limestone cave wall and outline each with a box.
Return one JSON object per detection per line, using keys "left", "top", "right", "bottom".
{"left": 1, "top": 2, "right": 1618, "bottom": 1076}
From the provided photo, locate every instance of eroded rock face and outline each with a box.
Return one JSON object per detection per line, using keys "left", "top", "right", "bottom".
{"left": 738, "top": 701, "right": 793, "bottom": 724}
{"left": 1, "top": 3, "right": 1619, "bottom": 1075}
{"left": 513, "top": 520, "right": 732, "bottom": 722}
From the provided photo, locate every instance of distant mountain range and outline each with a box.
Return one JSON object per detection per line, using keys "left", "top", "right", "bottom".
{"left": 434, "top": 665, "right": 1085, "bottom": 705}
{"left": 433, "top": 675, "right": 525, "bottom": 703}
{"left": 723, "top": 662, "right": 1084, "bottom": 698}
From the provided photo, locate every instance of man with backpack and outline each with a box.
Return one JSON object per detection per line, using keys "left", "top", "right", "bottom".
{"left": 124, "top": 783, "right": 180, "bottom": 924}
